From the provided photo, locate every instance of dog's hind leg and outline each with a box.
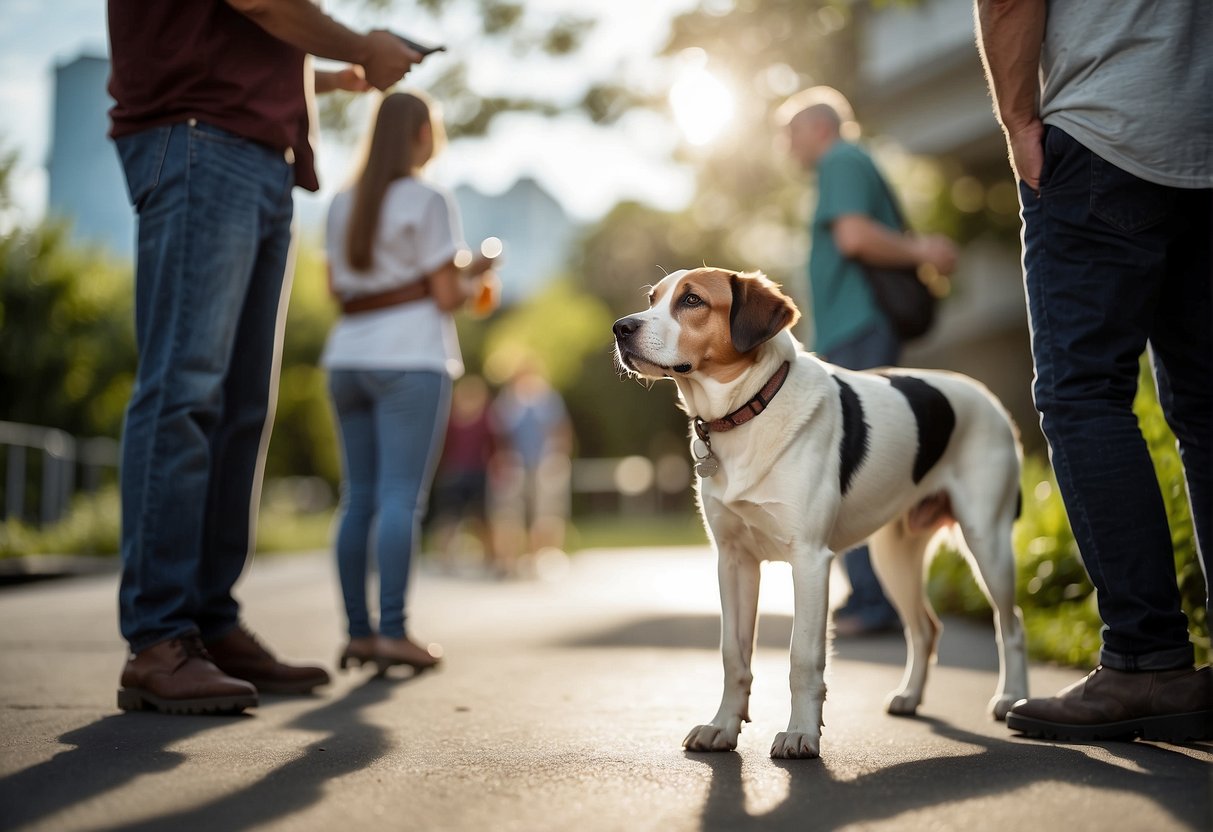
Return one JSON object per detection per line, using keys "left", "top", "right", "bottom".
{"left": 868, "top": 522, "right": 940, "bottom": 717}
{"left": 771, "top": 546, "right": 832, "bottom": 759}
{"left": 951, "top": 505, "right": 1028, "bottom": 720}
{"left": 684, "top": 549, "right": 760, "bottom": 752}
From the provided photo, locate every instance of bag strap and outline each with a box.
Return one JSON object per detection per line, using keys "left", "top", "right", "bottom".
{"left": 872, "top": 165, "right": 909, "bottom": 233}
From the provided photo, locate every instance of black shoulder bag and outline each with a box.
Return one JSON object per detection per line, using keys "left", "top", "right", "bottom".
{"left": 859, "top": 176, "right": 937, "bottom": 342}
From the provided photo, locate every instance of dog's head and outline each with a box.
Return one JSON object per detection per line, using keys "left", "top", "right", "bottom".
{"left": 613, "top": 267, "right": 800, "bottom": 383}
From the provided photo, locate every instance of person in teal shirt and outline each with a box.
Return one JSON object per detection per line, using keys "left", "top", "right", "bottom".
{"left": 779, "top": 86, "right": 958, "bottom": 636}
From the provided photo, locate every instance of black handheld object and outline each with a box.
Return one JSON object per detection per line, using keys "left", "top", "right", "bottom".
{"left": 395, "top": 34, "right": 446, "bottom": 57}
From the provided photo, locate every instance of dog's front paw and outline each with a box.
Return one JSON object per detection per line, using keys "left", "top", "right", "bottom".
{"left": 683, "top": 724, "right": 739, "bottom": 752}
{"left": 988, "top": 694, "right": 1020, "bottom": 721}
{"left": 770, "top": 731, "right": 820, "bottom": 759}
{"left": 885, "top": 691, "right": 921, "bottom": 717}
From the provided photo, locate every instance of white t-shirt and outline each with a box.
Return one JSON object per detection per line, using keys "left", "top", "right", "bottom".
{"left": 321, "top": 178, "right": 465, "bottom": 377}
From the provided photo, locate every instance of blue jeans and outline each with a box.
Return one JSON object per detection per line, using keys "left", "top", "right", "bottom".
{"left": 1022, "top": 126, "right": 1211, "bottom": 671}
{"left": 825, "top": 317, "right": 902, "bottom": 627}
{"left": 115, "top": 122, "right": 296, "bottom": 652}
{"left": 328, "top": 369, "right": 451, "bottom": 640}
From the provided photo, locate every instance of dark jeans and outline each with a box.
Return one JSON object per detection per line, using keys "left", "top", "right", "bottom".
{"left": 115, "top": 121, "right": 296, "bottom": 652}
{"left": 1021, "top": 126, "right": 1211, "bottom": 671}
{"left": 826, "top": 317, "right": 902, "bottom": 627}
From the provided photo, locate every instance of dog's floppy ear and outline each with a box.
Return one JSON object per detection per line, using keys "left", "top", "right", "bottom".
{"left": 729, "top": 271, "right": 800, "bottom": 354}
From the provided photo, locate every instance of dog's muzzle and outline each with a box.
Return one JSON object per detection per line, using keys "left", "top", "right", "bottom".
{"left": 613, "top": 315, "right": 642, "bottom": 343}
{"left": 613, "top": 316, "right": 692, "bottom": 376}
{"left": 613, "top": 315, "right": 643, "bottom": 371}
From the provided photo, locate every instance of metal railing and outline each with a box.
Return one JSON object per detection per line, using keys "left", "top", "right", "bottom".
{"left": 0, "top": 421, "right": 119, "bottom": 526}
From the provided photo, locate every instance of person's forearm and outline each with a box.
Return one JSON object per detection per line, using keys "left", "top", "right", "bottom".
{"left": 833, "top": 215, "right": 924, "bottom": 269}
{"left": 975, "top": 0, "right": 1046, "bottom": 134}
{"left": 225, "top": 0, "right": 369, "bottom": 65}
{"left": 314, "top": 70, "right": 343, "bottom": 94}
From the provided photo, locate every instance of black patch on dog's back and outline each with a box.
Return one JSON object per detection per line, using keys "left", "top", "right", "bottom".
{"left": 882, "top": 374, "right": 956, "bottom": 483}
{"left": 833, "top": 376, "right": 868, "bottom": 495}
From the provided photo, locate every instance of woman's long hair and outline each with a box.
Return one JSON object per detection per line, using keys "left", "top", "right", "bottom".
{"left": 345, "top": 91, "right": 437, "bottom": 272}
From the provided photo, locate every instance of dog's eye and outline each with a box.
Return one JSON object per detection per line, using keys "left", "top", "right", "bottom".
{"left": 683, "top": 293, "right": 704, "bottom": 307}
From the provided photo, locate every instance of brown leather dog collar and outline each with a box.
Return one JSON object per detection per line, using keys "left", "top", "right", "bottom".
{"left": 693, "top": 360, "right": 791, "bottom": 441}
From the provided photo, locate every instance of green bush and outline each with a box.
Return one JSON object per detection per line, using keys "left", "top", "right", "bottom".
{"left": 0, "top": 485, "right": 121, "bottom": 558}
{"left": 0, "top": 481, "right": 333, "bottom": 559}
{"left": 929, "top": 365, "right": 1209, "bottom": 668}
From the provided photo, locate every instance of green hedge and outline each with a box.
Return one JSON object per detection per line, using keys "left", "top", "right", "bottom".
{"left": 929, "top": 368, "right": 1208, "bottom": 668}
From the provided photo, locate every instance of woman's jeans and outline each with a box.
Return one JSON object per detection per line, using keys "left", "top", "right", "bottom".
{"left": 825, "top": 317, "right": 902, "bottom": 628}
{"left": 1021, "top": 127, "right": 1211, "bottom": 670}
{"left": 115, "top": 121, "right": 296, "bottom": 652}
{"left": 328, "top": 369, "right": 451, "bottom": 640}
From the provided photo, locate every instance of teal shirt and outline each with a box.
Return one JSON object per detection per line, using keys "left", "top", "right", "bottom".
{"left": 808, "top": 141, "right": 901, "bottom": 355}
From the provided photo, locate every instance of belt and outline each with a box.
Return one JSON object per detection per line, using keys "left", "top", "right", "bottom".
{"left": 340, "top": 280, "right": 430, "bottom": 315}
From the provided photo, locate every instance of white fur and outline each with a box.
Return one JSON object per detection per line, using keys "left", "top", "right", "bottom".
{"left": 615, "top": 270, "right": 1029, "bottom": 760}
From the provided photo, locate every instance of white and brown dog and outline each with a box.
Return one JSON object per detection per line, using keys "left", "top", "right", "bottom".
{"left": 613, "top": 267, "right": 1028, "bottom": 759}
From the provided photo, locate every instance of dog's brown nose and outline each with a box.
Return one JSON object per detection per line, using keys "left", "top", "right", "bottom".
{"left": 613, "top": 316, "right": 641, "bottom": 341}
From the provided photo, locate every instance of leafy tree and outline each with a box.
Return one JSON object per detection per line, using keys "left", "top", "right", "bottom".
{"left": 0, "top": 219, "right": 135, "bottom": 440}
{"left": 261, "top": 236, "right": 341, "bottom": 484}
{"left": 319, "top": 0, "right": 604, "bottom": 141}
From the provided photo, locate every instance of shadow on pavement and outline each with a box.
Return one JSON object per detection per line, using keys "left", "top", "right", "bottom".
{"left": 690, "top": 717, "right": 1212, "bottom": 832}
{"left": 85, "top": 673, "right": 423, "bottom": 832}
{"left": 0, "top": 710, "right": 253, "bottom": 830}
{"left": 561, "top": 612, "right": 1004, "bottom": 673}
{"left": 563, "top": 613, "right": 792, "bottom": 652}
{"left": 0, "top": 672, "right": 424, "bottom": 832}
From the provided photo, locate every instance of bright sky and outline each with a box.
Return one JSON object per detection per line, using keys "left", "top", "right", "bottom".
{"left": 0, "top": 0, "right": 706, "bottom": 229}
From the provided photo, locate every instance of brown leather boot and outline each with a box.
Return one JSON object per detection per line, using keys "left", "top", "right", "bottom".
{"left": 118, "top": 636, "right": 258, "bottom": 715}
{"left": 205, "top": 624, "right": 330, "bottom": 694}
{"left": 1007, "top": 665, "right": 1213, "bottom": 742}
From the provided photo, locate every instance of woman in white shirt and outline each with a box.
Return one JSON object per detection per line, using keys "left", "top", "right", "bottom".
{"left": 323, "top": 91, "right": 496, "bottom": 673}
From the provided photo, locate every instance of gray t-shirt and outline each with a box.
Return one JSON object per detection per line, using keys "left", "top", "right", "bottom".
{"left": 1040, "top": 0, "right": 1213, "bottom": 189}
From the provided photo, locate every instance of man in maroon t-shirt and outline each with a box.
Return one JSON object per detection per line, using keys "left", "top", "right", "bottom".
{"left": 109, "top": 0, "right": 425, "bottom": 715}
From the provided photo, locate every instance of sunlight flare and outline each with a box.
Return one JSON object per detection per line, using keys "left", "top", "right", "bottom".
{"left": 669, "top": 49, "right": 734, "bottom": 146}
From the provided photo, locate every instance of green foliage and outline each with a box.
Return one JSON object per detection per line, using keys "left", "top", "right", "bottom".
{"left": 0, "top": 482, "right": 334, "bottom": 558}
{"left": 0, "top": 221, "right": 135, "bottom": 438}
{"left": 0, "top": 486, "right": 121, "bottom": 558}
{"left": 481, "top": 279, "right": 615, "bottom": 391}
{"left": 262, "top": 240, "right": 341, "bottom": 483}
{"left": 317, "top": 0, "right": 597, "bottom": 141}
{"left": 929, "top": 366, "right": 1208, "bottom": 667}
{"left": 566, "top": 511, "right": 707, "bottom": 551}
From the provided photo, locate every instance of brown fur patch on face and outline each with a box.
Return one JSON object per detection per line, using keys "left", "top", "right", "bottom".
{"left": 669, "top": 268, "right": 755, "bottom": 384}
{"left": 729, "top": 271, "right": 800, "bottom": 353}
{"left": 664, "top": 268, "right": 800, "bottom": 383}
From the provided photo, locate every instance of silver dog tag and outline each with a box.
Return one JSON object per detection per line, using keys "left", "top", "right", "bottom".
{"left": 695, "top": 456, "right": 719, "bottom": 478}
{"left": 692, "top": 438, "right": 710, "bottom": 459}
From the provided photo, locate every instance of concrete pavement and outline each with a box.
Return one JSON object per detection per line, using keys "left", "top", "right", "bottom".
{"left": 0, "top": 547, "right": 1209, "bottom": 832}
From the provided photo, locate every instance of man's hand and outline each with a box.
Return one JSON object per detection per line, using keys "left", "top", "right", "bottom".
{"left": 916, "top": 234, "right": 958, "bottom": 275}
{"left": 361, "top": 29, "right": 421, "bottom": 90}
{"left": 315, "top": 65, "right": 371, "bottom": 94}
{"left": 975, "top": 0, "right": 1047, "bottom": 187}
{"left": 1007, "top": 117, "right": 1045, "bottom": 193}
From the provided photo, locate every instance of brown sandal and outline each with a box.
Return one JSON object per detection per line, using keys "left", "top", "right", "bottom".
{"left": 375, "top": 636, "right": 443, "bottom": 673}
{"left": 338, "top": 637, "right": 377, "bottom": 670}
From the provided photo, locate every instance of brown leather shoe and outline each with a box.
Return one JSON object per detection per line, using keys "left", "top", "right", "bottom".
{"left": 374, "top": 635, "right": 442, "bottom": 674}
{"left": 205, "top": 624, "right": 330, "bottom": 694}
{"left": 118, "top": 637, "right": 258, "bottom": 715}
{"left": 338, "top": 637, "right": 377, "bottom": 671}
{"left": 1007, "top": 665, "right": 1213, "bottom": 742}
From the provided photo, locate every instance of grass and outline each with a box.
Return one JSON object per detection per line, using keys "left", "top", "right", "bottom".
{"left": 565, "top": 511, "right": 708, "bottom": 551}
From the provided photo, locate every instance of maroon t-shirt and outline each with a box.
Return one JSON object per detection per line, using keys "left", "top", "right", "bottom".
{"left": 107, "top": 0, "right": 319, "bottom": 191}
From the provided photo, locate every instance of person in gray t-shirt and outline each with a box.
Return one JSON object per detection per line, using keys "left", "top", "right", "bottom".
{"left": 976, "top": 0, "right": 1211, "bottom": 743}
